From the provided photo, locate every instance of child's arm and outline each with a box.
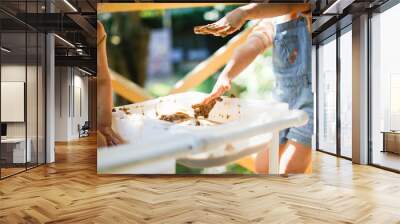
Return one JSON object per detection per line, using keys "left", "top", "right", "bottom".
{"left": 202, "top": 20, "right": 275, "bottom": 104}
{"left": 97, "top": 21, "right": 124, "bottom": 146}
{"left": 195, "top": 3, "right": 309, "bottom": 37}
{"left": 240, "top": 3, "right": 310, "bottom": 20}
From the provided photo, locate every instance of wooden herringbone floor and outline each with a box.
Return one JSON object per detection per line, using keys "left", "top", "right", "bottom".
{"left": 1, "top": 135, "right": 400, "bottom": 224}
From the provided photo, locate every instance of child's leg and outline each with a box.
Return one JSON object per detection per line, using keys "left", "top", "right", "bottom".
{"left": 280, "top": 140, "right": 311, "bottom": 173}
{"left": 255, "top": 140, "right": 311, "bottom": 174}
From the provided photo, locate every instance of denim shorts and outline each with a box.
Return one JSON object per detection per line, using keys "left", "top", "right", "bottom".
{"left": 272, "top": 16, "right": 313, "bottom": 146}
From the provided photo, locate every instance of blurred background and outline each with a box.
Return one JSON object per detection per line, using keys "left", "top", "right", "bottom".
{"left": 98, "top": 4, "right": 275, "bottom": 107}
{"left": 98, "top": 3, "right": 277, "bottom": 174}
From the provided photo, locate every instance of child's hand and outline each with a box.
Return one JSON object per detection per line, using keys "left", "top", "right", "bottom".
{"left": 202, "top": 74, "right": 231, "bottom": 104}
{"left": 98, "top": 126, "right": 125, "bottom": 146}
{"left": 194, "top": 8, "right": 247, "bottom": 37}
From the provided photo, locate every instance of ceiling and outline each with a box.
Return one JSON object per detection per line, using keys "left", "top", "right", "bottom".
{"left": 311, "top": 0, "right": 391, "bottom": 44}
{"left": 0, "top": 0, "right": 97, "bottom": 75}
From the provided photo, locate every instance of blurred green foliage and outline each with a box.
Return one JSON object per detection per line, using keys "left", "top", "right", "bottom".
{"left": 176, "top": 163, "right": 203, "bottom": 174}
{"left": 175, "top": 163, "right": 252, "bottom": 174}
{"left": 232, "top": 48, "right": 275, "bottom": 100}
{"left": 226, "top": 163, "right": 253, "bottom": 174}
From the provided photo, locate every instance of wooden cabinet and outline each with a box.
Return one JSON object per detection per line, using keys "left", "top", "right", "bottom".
{"left": 382, "top": 131, "right": 400, "bottom": 154}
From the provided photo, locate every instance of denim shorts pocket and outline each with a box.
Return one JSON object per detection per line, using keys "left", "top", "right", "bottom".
{"left": 273, "top": 34, "right": 299, "bottom": 70}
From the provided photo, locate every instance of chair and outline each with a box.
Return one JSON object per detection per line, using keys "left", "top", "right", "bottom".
{"left": 78, "top": 121, "right": 90, "bottom": 138}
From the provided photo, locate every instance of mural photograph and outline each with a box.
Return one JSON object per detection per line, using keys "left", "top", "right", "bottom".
{"left": 96, "top": 3, "right": 313, "bottom": 175}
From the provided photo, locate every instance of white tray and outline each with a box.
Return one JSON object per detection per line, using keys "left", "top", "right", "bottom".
{"left": 98, "top": 92, "right": 308, "bottom": 174}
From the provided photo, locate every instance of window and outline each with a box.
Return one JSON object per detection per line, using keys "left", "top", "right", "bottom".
{"left": 1, "top": 30, "right": 28, "bottom": 177}
{"left": 317, "top": 37, "right": 337, "bottom": 154}
{"left": 390, "top": 74, "right": 400, "bottom": 130}
{"left": 371, "top": 3, "right": 400, "bottom": 171}
{"left": 0, "top": 1, "right": 47, "bottom": 179}
{"left": 339, "top": 29, "right": 352, "bottom": 158}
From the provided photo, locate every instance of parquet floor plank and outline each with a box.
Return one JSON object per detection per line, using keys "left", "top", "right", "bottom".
{"left": 0, "top": 135, "right": 399, "bottom": 223}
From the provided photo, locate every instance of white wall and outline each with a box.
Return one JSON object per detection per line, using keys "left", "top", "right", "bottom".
{"left": 1, "top": 65, "right": 26, "bottom": 140}
{"left": 1, "top": 64, "right": 46, "bottom": 164}
{"left": 55, "top": 67, "right": 69, "bottom": 141}
{"left": 54, "top": 67, "right": 89, "bottom": 141}
{"left": 1, "top": 65, "right": 34, "bottom": 138}
{"left": 72, "top": 73, "right": 89, "bottom": 138}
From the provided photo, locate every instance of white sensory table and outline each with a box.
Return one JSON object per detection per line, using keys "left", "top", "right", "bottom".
{"left": 98, "top": 92, "right": 308, "bottom": 175}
